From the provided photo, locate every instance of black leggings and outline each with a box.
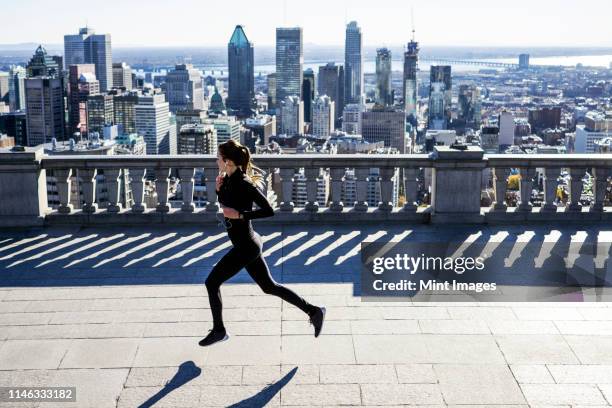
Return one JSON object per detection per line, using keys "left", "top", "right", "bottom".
{"left": 205, "top": 219, "right": 316, "bottom": 331}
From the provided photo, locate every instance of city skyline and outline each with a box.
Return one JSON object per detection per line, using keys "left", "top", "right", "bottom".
{"left": 1, "top": 0, "right": 611, "bottom": 48}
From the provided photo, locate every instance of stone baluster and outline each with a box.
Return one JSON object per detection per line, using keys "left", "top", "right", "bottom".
{"left": 492, "top": 167, "right": 511, "bottom": 211}
{"left": 591, "top": 167, "right": 609, "bottom": 213}
{"left": 328, "top": 167, "right": 345, "bottom": 212}
{"left": 517, "top": 167, "right": 535, "bottom": 212}
{"left": 378, "top": 167, "right": 395, "bottom": 211}
{"left": 354, "top": 167, "right": 369, "bottom": 212}
{"left": 155, "top": 167, "right": 171, "bottom": 213}
{"left": 178, "top": 168, "right": 196, "bottom": 212}
{"left": 203, "top": 167, "right": 219, "bottom": 212}
{"left": 567, "top": 167, "right": 585, "bottom": 212}
{"left": 304, "top": 167, "right": 320, "bottom": 212}
{"left": 55, "top": 168, "right": 73, "bottom": 214}
{"left": 542, "top": 167, "right": 561, "bottom": 212}
{"left": 402, "top": 167, "right": 419, "bottom": 212}
{"left": 279, "top": 168, "right": 295, "bottom": 212}
{"left": 130, "top": 168, "right": 146, "bottom": 213}
{"left": 105, "top": 168, "right": 122, "bottom": 213}
{"left": 78, "top": 168, "right": 98, "bottom": 213}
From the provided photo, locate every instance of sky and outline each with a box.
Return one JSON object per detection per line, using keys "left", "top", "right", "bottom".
{"left": 2, "top": 0, "right": 611, "bottom": 47}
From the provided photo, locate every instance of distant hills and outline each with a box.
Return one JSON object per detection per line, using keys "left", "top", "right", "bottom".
{"left": 1, "top": 44, "right": 611, "bottom": 67}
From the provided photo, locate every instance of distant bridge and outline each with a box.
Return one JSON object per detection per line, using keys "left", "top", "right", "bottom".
{"left": 420, "top": 57, "right": 520, "bottom": 69}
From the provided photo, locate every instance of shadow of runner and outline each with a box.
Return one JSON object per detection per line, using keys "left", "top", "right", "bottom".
{"left": 137, "top": 361, "right": 202, "bottom": 408}
{"left": 224, "top": 367, "right": 298, "bottom": 408}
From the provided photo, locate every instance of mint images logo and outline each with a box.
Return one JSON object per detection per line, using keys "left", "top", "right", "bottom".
{"left": 370, "top": 253, "right": 494, "bottom": 294}
{"left": 359, "top": 241, "right": 612, "bottom": 302}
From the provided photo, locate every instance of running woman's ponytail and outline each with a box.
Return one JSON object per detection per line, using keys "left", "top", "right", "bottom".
{"left": 218, "top": 140, "right": 266, "bottom": 192}
{"left": 239, "top": 145, "right": 264, "bottom": 188}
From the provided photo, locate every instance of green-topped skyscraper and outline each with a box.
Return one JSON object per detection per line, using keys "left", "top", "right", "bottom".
{"left": 227, "top": 25, "right": 254, "bottom": 117}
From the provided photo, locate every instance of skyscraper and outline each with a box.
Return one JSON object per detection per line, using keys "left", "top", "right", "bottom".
{"left": 280, "top": 95, "right": 304, "bottom": 136}
{"left": 165, "top": 64, "right": 204, "bottom": 113}
{"left": 275, "top": 27, "right": 303, "bottom": 104}
{"left": 135, "top": 93, "right": 173, "bottom": 154}
{"left": 68, "top": 64, "right": 99, "bottom": 135}
{"left": 312, "top": 96, "right": 335, "bottom": 137}
{"left": 428, "top": 66, "right": 452, "bottom": 130}
{"left": 318, "top": 62, "right": 344, "bottom": 127}
{"left": 27, "top": 45, "right": 61, "bottom": 78}
{"left": 24, "top": 46, "right": 65, "bottom": 146}
{"left": 64, "top": 27, "right": 113, "bottom": 90}
{"left": 227, "top": 25, "right": 254, "bottom": 116}
{"left": 344, "top": 21, "right": 363, "bottom": 105}
{"left": 403, "top": 37, "right": 419, "bottom": 125}
{"left": 8, "top": 66, "right": 26, "bottom": 111}
{"left": 457, "top": 85, "right": 482, "bottom": 130}
{"left": 302, "top": 69, "right": 315, "bottom": 123}
{"left": 375, "top": 48, "right": 392, "bottom": 106}
{"left": 267, "top": 73, "right": 277, "bottom": 109}
{"left": 361, "top": 106, "right": 407, "bottom": 153}
{"left": 178, "top": 123, "right": 217, "bottom": 155}
{"left": 86, "top": 94, "right": 113, "bottom": 135}
{"left": 112, "top": 62, "right": 133, "bottom": 90}
{"left": 0, "top": 73, "right": 8, "bottom": 106}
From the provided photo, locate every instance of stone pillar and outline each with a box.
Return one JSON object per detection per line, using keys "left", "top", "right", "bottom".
{"left": 105, "top": 168, "right": 122, "bottom": 213}
{"left": 304, "top": 167, "right": 320, "bottom": 212}
{"left": 378, "top": 167, "right": 395, "bottom": 212}
{"left": 55, "top": 168, "right": 73, "bottom": 214}
{"left": 78, "top": 168, "right": 98, "bottom": 213}
{"left": 431, "top": 146, "right": 485, "bottom": 223}
{"left": 402, "top": 167, "right": 419, "bottom": 212}
{"left": 130, "top": 168, "right": 147, "bottom": 213}
{"left": 203, "top": 167, "right": 219, "bottom": 212}
{"left": 155, "top": 167, "right": 171, "bottom": 213}
{"left": 328, "top": 167, "right": 345, "bottom": 212}
{"left": 279, "top": 168, "right": 295, "bottom": 212}
{"left": 517, "top": 167, "right": 535, "bottom": 212}
{"left": 492, "top": 167, "right": 511, "bottom": 211}
{"left": 542, "top": 167, "right": 561, "bottom": 212}
{"left": 591, "top": 167, "right": 609, "bottom": 213}
{"left": 178, "top": 168, "right": 196, "bottom": 213}
{"left": 567, "top": 167, "right": 585, "bottom": 212}
{"left": 354, "top": 167, "right": 369, "bottom": 212}
{"left": 0, "top": 146, "right": 49, "bottom": 227}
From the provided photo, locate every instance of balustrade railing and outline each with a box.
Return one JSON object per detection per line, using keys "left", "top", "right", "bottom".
{"left": 2, "top": 147, "right": 612, "bottom": 228}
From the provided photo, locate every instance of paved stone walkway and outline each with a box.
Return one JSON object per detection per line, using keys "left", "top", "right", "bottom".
{"left": 1, "top": 224, "right": 612, "bottom": 407}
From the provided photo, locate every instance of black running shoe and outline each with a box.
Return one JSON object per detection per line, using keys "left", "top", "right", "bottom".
{"left": 198, "top": 328, "right": 229, "bottom": 347}
{"left": 309, "top": 306, "right": 326, "bottom": 338}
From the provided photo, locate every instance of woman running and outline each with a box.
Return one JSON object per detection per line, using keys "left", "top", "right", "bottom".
{"left": 199, "top": 140, "right": 326, "bottom": 347}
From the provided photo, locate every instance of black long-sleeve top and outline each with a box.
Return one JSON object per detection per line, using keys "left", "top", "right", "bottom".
{"left": 216, "top": 167, "right": 275, "bottom": 220}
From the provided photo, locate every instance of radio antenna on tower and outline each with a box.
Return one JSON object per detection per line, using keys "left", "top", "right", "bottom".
{"left": 411, "top": 5, "right": 416, "bottom": 41}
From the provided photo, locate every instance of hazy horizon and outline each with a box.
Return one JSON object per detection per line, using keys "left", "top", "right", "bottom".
{"left": 2, "top": 0, "right": 611, "bottom": 48}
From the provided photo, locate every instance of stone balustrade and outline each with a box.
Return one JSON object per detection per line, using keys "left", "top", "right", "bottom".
{"left": 1, "top": 145, "right": 612, "bottom": 228}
